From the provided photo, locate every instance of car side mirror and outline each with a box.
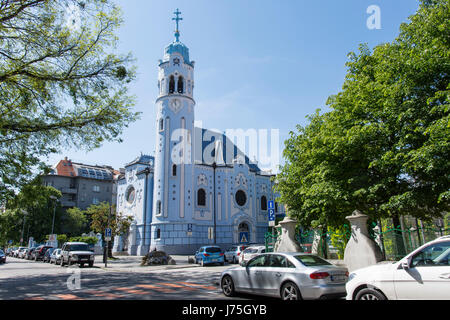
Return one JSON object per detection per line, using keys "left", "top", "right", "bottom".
{"left": 401, "top": 257, "right": 412, "bottom": 270}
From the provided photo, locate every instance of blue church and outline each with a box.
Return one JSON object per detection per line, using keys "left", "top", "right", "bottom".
{"left": 114, "top": 10, "right": 285, "bottom": 255}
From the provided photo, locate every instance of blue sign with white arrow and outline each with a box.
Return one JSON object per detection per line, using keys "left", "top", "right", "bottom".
{"left": 268, "top": 209, "right": 275, "bottom": 221}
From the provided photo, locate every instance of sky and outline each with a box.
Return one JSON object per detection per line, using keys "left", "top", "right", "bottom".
{"left": 45, "top": 0, "right": 421, "bottom": 173}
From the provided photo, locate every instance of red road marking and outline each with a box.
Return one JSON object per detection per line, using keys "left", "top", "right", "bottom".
{"left": 155, "top": 282, "right": 198, "bottom": 291}
{"left": 135, "top": 284, "right": 176, "bottom": 293}
{"left": 175, "top": 281, "right": 217, "bottom": 290}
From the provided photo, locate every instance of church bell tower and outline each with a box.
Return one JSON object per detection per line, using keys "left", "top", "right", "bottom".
{"left": 151, "top": 9, "right": 195, "bottom": 248}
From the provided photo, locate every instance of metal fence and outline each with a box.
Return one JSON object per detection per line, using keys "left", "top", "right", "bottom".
{"left": 265, "top": 217, "right": 449, "bottom": 261}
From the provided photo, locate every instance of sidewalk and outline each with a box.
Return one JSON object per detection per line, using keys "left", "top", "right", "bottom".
{"left": 93, "top": 254, "right": 200, "bottom": 272}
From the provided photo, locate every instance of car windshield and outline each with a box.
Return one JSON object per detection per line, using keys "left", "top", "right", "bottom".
{"left": 205, "top": 247, "right": 221, "bottom": 253}
{"left": 68, "top": 244, "right": 90, "bottom": 251}
{"left": 0, "top": 250, "right": 4, "bottom": 254}
{"left": 294, "top": 255, "right": 332, "bottom": 266}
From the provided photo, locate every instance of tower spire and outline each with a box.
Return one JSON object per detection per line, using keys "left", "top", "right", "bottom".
{"left": 172, "top": 8, "right": 183, "bottom": 42}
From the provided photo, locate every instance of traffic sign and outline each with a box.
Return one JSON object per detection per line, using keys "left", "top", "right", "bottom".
{"left": 105, "top": 228, "right": 112, "bottom": 241}
{"left": 268, "top": 208, "right": 275, "bottom": 221}
{"left": 268, "top": 200, "right": 275, "bottom": 210}
{"left": 239, "top": 232, "right": 249, "bottom": 244}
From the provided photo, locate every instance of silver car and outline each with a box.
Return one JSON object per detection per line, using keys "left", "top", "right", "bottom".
{"left": 221, "top": 252, "right": 348, "bottom": 300}
{"left": 49, "top": 248, "right": 62, "bottom": 264}
{"left": 238, "top": 245, "right": 266, "bottom": 264}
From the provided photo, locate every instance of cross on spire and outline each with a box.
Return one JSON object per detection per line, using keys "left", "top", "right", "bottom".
{"left": 172, "top": 8, "right": 183, "bottom": 42}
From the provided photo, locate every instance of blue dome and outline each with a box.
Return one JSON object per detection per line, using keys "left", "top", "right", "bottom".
{"left": 164, "top": 40, "right": 191, "bottom": 66}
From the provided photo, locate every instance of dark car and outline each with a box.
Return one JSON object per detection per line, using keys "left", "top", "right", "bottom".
{"left": 0, "top": 250, "right": 6, "bottom": 264}
{"left": 42, "top": 247, "right": 55, "bottom": 263}
{"left": 34, "top": 245, "right": 54, "bottom": 261}
{"left": 24, "top": 247, "right": 36, "bottom": 260}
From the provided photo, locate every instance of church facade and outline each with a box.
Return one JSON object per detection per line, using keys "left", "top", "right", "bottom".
{"left": 114, "top": 11, "right": 285, "bottom": 255}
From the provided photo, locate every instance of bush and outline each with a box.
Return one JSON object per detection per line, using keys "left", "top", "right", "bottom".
{"left": 68, "top": 236, "right": 98, "bottom": 245}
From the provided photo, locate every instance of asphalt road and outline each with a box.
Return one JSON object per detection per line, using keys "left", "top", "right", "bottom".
{"left": 0, "top": 257, "right": 248, "bottom": 300}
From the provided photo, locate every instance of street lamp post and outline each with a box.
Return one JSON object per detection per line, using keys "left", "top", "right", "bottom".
{"left": 20, "top": 209, "right": 27, "bottom": 246}
{"left": 49, "top": 195, "right": 59, "bottom": 237}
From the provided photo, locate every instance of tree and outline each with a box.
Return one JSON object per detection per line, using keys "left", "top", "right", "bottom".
{"left": 84, "top": 201, "right": 132, "bottom": 257}
{"left": 275, "top": 0, "right": 449, "bottom": 234}
{"left": 0, "top": 181, "right": 63, "bottom": 244}
{"left": 0, "top": 0, "right": 139, "bottom": 203}
{"left": 63, "top": 207, "right": 89, "bottom": 237}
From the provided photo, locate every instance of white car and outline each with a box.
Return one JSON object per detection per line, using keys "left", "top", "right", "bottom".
{"left": 346, "top": 235, "right": 450, "bottom": 300}
{"left": 239, "top": 245, "right": 266, "bottom": 265}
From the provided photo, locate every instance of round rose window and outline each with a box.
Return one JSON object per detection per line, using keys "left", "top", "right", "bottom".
{"left": 126, "top": 186, "right": 136, "bottom": 204}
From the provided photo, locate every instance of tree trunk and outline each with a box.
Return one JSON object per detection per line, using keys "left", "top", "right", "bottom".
{"left": 392, "top": 215, "right": 406, "bottom": 258}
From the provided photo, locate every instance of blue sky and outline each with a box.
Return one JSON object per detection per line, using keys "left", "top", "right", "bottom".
{"left": 46, "top": 0, "right": 421, "bottom": 172}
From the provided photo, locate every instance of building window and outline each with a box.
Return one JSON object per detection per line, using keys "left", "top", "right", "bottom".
{"left": 125, "top": 186, "right": 136, "bottom": 204}
{"left": 177, "top": 76, "right": 184, "bottom": 93}
{"left": 93, "top": 198, "right": 99, "bottom": 205}
{"left": 235, "top": 190, "right": 247, "bottom": 207}
{"left": 156, "top": 200, "right": 162, "bottom": 215}
{"left": 156, "top": 228, "right": 161, "bottom": 239}
{"left": 172, "top": 164, "right": 177, "bottom": 176}
{"left": 159, "top": 118, "right": 164, "bottom": 131}
{"left": 93, "top": 185, "right": 100, "bottom": 192}
{"left": 169, "top": 75, "right": 175, "bottom": 94}
{"left": 261, "top": 196, "right": 267, "bottom": 211}
{"left": 197, "top": 188, "right": 206, "bottom": 207}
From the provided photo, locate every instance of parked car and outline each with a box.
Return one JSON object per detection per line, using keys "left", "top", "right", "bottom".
{"left": 0, "top": 250, "right": 6, "bottom": 264}
{"left": 224, "top": 245, "right": 248, "bottom": 264}
{"left": 60, "top": 242, "right": 95, "bottom": 267}
{"left": 346, "top": 235, "right": 450, "bottom": 300}
{"left": 49, "top": 249, "right": 62, "bottom": 264}
{"left": 34, "top": 245, "right": 54, "bottom": 261}
{"left": 42, "top": 247, "right": 55, "bottom": 263}
{"left": 24, "top": 247, "right": 36, "bottom": 260}
{"left": 18, "top": 247, "right": 29, "bottom": 259}
{"left": 194, "top": 246, "right": 225, "bottom": 266}
{"left": 6, "top": 248, "right": 15, "bottom": 256}
{"left": 239, "top": 245, "right": 266, "bottom": 265}
{"left": 14, "top": 247, "right": 26, "bottom": 258}
{"left": 221, "top": 252, "right": 348, "bottom": 300}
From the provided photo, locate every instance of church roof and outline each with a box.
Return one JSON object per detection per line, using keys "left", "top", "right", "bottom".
{"left": 196, "top": 128, "right": 263, "bottom": 173}
{"left": 125, "top": 154, "right": 154, "bottom": 168}
{"left": 163, "top": 41, "right": 192, "bottom": 66}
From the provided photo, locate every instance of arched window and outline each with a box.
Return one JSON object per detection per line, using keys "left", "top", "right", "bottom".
{"left": 177, "top": 76, "right": 184, "bottom": 93}
{"left": 172, "top": 164, "right": 177, "bottom": 176}
{"left": 156, "top": 200, "right": 161, "bottom": 215}
{"left": 197, "top": 188, "right": 206, "bottom": 206}
{"left": 261, "top": 196, "right": 267, "bottom": 211}
{"left": 169, "top": 75, "right": 175, "bottom": 94}
{"left": 159, "top": 118, "right": 164, "bottom": 131}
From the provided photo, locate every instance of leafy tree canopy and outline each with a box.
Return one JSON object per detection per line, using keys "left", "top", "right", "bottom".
{"left": 0, "top": 0, "right": 139, "bottom": 203}
{"left": 275, "top": 0, "right": 449, "bottom": 228}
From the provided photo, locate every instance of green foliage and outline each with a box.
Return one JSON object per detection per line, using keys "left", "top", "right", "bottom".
{"left": 0, "top": 179, "right": 62, "bottom": 244}
{"left": 275, "top": 0, "right": 449, "bottom": 229}
{"left": 84, "top": 202, "right": 132, "bottom": 239}
{"left": 63, "top": 207, "right": 89, "bottom": 237}
{"left": 0, "top": 0, "right": 140, "bottom": 203}
{"left": 68, "top": 236, "right": 98, "bottom": 245}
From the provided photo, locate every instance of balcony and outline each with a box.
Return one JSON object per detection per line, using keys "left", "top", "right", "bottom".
{"left": 61, "top": 188, "right": 77, "bottom": 194}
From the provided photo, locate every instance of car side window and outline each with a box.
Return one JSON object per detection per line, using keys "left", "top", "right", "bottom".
{"left": 247, "top": 255, "right": 266, "bottom": 268}
{"left": 268, "top": 255, "right": 287, "bottom": 268}
{"left": 411, "top": 242, "right": 450, "bottom": 267}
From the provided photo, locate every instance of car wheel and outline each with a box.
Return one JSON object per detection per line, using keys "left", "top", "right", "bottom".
{"left": 221, "top": 275, "right": 235, "bottom": 297}
{"left": 281, "top": 282, "right": 302, "bottom": 300}
{"left": 88, "top": 262, "right": 93, "bottom": 268}
{"left": 60, "top": 257, "right": 64, "bottom": 266}
{"left": 355, "top": 288, "right": 386, "bottom": 300}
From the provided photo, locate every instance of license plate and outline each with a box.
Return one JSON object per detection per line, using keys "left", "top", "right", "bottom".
{"left": 330, "top": 275, "right": 346, "bottom": 282}
{"left": 212, "top": 258, "right": 218, "bottom": 262}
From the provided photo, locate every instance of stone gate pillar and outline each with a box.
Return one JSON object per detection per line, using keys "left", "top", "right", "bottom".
{"left": 274, "top": 216, "right": 303, "bottom": 252}
{"left": 344, "top": 210, "right": 383, "bottom": 272}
